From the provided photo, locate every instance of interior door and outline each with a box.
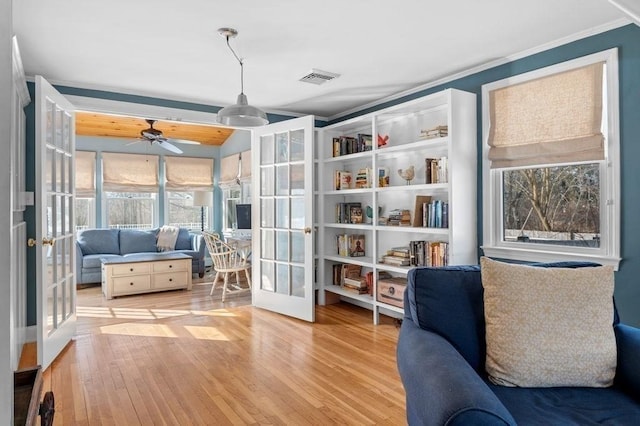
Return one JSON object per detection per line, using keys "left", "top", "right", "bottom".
{"left": 34, "top": 76, "right": 77, "bottom": 369}
{"left": 252, "top": 116, "right": 315, "bottom": 322}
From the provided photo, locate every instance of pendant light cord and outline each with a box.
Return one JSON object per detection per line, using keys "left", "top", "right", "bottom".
{"left": 225, "top": 36, "right": 244, "bottom": 94}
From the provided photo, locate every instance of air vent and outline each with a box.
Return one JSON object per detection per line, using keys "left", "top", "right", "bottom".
{"left": 299, "top": 69, "right": 340, "bottom": 85}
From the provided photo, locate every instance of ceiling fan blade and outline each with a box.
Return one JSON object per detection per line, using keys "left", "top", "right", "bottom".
{"left": 168, "top": 138, "right": 201, "bottom": 145}
{"left": 159, "top": 141, "right": 183, "bottom": 154}
{"left": 125, "top": 138, "right": 145, "bottom": 146}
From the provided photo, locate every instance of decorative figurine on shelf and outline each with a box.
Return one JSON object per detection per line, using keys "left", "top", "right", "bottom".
{"left": 365, "top": 205, "right": 382, "bottom": 224}
{"left": 398, "top": 165, "right": 415, "bottom": 185}
{"left": 377, "top": 134, "right": 389, "bottom": 148}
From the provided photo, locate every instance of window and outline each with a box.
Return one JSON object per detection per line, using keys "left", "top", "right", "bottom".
{"left": 220, "top": 150, "right": 251, "bottom": 231}
{"left": 75, "top": 150, "right": 96, "bottom": 230}
{"left": 482, "top": 49, "right": 620, "bottom": 269}
{"left": 167, "top": 191, "right": 210, "bottom": 231}
{"left": 105, "top": 192, "right": 156, "bottom": 229}
{"left": 102, "top": 153, "right": 159, "bottom": 229}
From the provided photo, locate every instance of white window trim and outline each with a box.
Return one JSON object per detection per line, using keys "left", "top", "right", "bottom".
{"left": 481, "top": 48, "right": 621, "bottom": 270}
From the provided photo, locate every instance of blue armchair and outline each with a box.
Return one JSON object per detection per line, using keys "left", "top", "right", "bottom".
{"left": 397, "top": 264, "right": 640, "bottom": 425}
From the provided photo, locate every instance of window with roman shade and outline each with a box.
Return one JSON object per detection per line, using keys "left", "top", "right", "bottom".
{"left": 487, "top": 62, "right": 605, "bottom": 169}
{"left": 165, "top": 156, "right": 214, "bottom": 191}
{"left": 219, "top": 153, "right": 240, "bottom": 187}
{"left": 75, "top": 150, "right": 96, "bottom": 197}
{"left": 239, "top": 150, "right": 251, "bottom": 182}
{"left": 102, "top": 152, "right": 159, "bottom": 192}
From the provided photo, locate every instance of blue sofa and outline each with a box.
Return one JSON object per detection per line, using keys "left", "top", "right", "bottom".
{"left": 397, "top": 264, "right": 640, "bottom": 425}
{"left": 75, "top": 228, "right": 206, "bottom": 285}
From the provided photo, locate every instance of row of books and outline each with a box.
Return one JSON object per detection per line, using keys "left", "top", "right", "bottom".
{"left": 332, "top": 134, "right": 373, "bottom": 157}
{"left": 336, "top": 234, "right": 366, "bottom": 257}
{"left": 409, "top": 240, "right": 449, "bottom": 266}
{"left": 336, "top": 202, "right": 363, "bottom": 224}
{"left": 423, "top": 200, "right": 449, "bottom": 228}
{"left": 332, "top": 263, "right": 361, "bottom": 286}
{"left": 334, "top": 167, "right": 386, "bottom": 190}
{"left": 334, "top": 170, "right": 352, "bottom": 190}
{"left": 425, "top": 157, "right": 448, "bottom": 184}
{"left": 420, "top": 125, "right": 448, "bottom": 140}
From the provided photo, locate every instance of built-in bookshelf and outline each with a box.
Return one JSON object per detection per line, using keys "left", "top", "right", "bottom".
{"left": 316, "top": 88, "right": 477, "bottom": 324}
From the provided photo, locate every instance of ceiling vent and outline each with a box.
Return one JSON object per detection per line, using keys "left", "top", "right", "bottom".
{"left": 299, "top": 69, "right": 340, "bottom": 85}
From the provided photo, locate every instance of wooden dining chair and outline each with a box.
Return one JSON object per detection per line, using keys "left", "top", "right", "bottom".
{"left": 202, "top": 232, "right": 252, "bottom": 301}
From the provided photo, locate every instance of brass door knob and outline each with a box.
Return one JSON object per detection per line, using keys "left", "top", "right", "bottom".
{"left": 27, "top": 237, "right": 55, "bottom": 247}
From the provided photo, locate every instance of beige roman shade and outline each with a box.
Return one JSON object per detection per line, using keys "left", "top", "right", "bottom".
{"left": 219, "top": 153, "right": 240, "bottom": 187}
{"left": 239, "top": 150, "right": 252, "bottom": 181}
{"left": 165, "top": 156, "right": 214, "bottom": 191}
{"left": 488, "top": 62, "right": 605, "bottom": 168}
{"left": 102, "top": 152, "right": 159, "bottom": 192}
{"left": 75, "top": 151, "right": 96, "bottom": 197}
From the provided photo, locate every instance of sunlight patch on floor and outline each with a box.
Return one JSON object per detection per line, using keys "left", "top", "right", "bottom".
{"left": 184, "top": 325, "right": 231, "bottom": 341}
{"left": 77, "top": 306, "right": 239, "bottom": 320}
{"left": 100, "top": 323, "right": 177, "bottom": 338}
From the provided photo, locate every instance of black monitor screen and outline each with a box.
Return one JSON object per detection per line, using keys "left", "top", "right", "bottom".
{"left": 236, "top": 204, "right": 252, "bottom": 229}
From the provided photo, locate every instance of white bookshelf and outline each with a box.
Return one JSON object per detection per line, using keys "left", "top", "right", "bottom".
{"left": 316, "top": 89, "right": 477, "bottom": 324}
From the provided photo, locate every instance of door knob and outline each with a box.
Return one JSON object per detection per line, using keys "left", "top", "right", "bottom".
{"left": 27, "top": 237, "right": 55, "bottom": 247}
{"left": 304, "top": 227, "right": 312, "bottom": 234}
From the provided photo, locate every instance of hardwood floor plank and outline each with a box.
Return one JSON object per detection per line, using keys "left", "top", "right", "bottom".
{"left": 34, "top": 280, "right": 406, "bottom": 425}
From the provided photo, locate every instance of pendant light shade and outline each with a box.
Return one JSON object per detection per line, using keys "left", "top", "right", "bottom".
{"left": 217, "top": 28, "right": 269, "bottom": 127}
{"left": 217, "top": 93, "right": 268, "bottom": 127}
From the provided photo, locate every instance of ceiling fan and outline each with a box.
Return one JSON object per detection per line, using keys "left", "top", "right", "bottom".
{"left": 130, "top": 119, "right": 200, "bottom": 154}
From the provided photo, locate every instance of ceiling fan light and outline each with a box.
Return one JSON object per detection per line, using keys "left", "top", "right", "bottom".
{"left": 217, "top": 93, "right": 269, "bottom": 127}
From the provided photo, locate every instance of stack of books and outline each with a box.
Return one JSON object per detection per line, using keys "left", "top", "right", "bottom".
{"left": 387, "top": 209, "right": 411, "bottom": 226}
{"left": 355, "top": 167, "right": 373, "bottom": 188}
{"left": 335, "top": 202, "right": 362, "bottom": 224}
{"left": 332, "top": 133, "right": 373, "bottom": 157}
{"left": 343, "top": 276, "right": 368, "bottom": 294}
{"left": 420, "top": 125, "right": 448, "bottom": 139}
{"left": 380, "top": 247, "right": 411, "bottom": 266}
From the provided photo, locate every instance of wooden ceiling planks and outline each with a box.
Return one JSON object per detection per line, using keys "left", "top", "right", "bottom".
{"left": 75, "top": 111, "right": 235, "bottom": 146}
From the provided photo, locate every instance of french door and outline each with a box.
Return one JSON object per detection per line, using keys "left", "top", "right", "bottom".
{"left": 34, "top": 76, "right": 77, "bottom": 369}
{"left": 252, "top": 116, "right": 315, "bottom": 322}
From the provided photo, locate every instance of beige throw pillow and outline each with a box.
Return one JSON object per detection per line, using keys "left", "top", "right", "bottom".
{"left": 480, "top": 257, "right": 616, "bottom": 388}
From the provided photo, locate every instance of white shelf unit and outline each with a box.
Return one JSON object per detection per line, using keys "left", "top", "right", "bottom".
{"left": 316, "top": 89, "right": 477, "bottom": 324}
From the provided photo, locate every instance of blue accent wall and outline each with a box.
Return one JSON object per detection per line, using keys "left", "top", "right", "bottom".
{"left": 24, "top": 24, "right": 640, "bottom": 326}
{"left": 331, "top": 24, "right": 640, "bottom": 326}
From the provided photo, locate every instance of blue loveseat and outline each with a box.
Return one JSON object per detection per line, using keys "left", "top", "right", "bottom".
{"left": 75, "top": 228, "right": 206, "bottom": 285}
{"left": 397, "top": 263, "right": 640, "bottom": 425}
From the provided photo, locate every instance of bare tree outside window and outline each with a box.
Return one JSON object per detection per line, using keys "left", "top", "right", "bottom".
{"left": 106, "top": 192, "right": 155, "bottom": 229}
{"left": 502, "top": 164, "right": 600, "bottom": 247}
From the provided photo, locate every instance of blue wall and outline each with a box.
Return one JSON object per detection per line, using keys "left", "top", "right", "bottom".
{"left": 333, "top": 24, "right": 640, "bottom": 326}
{"left": 24, "top": 24, "right": 640, "bottom": 326}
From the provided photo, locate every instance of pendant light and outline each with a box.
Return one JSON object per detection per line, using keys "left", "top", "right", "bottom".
{"left": 216, "top": 28, "right": 269, "bottom": 127}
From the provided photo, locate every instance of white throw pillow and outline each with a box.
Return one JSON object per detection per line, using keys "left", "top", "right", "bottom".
{"left": 480, "top": 257, "right": 616, "bottom": 388}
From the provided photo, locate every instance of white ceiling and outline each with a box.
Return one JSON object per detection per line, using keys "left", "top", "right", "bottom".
{"left": 13, "top": 0, "right": 629, "bottom": 120}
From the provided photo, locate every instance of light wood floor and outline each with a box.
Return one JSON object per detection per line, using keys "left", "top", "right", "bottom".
{"left": 27, "top": 276, "right": 407, "bottom": 425}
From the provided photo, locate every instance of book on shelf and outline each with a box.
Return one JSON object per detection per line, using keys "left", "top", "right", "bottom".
{"left": 408, "top": 240, "right": 449, "bottom": 266}
{"left": 423, "top": 200, "right": 449, "bottom": 228}
{"left": 387, "top": 209, "right": 411, "bottom": 226}
{"left": 380, "top": 255, "right": 410, "bottom": 266}
{"left": 349, "top": 206, "right": 363, "bottom": 224}
{"left": 425, "top": 157, "right": 448, "bottom": 184}
{"left": 335, "top": 202, "right": 362, "bottom": 223}
{"left": 332, "top": 263, "right": 362, "bottom": 286}
{"left": 348, "top": 234, "right": 366, "bottom": 257}
{"left": 386, "top": 246, "right": 410, "bottom": 258}
{"left": 334, "top": 170, "right": 352, "bottom": 190}
{"left": 332, "top": 138, "right": 341, "bottom": 157}
{"left": 343, "top": 276, "right": 368, "bottom": 290}
{"left": 419, "top": 125, "right": 448, "bottom": 140}
{"left": 377, "top": 167, "right": 390, "bottom": 187}
{"left": 355, "top": 167, "right": 373, "bottom": 188}
{"left": 336, "top": 234, "right": 366, "bottom": 257}
{"left": 358, "top": 134, "right": 373, "bottom": 151}
{"left": 413, "top": 195, "right": 432, "bottom": 227}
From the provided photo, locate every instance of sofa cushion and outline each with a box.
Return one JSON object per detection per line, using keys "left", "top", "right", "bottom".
{"left": 407, "top": 265, "right": 486, "bottom": 372}
{"left": 119, "top": 229, "right": 158, "bottom": 255}
{"left": 174, "top": 228, "right": 192, "bottom": 250}
{"left": 489, "top": 383, "right": 640, "bottom": 424}
{"left": 82, "top": 254, "right": 122, "bottom": 269}
{"left": 480, "top": 257, "right": 616, "bottom": 388}
{"left": 77, "top": 229, "right": 120, "bottom": 255}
